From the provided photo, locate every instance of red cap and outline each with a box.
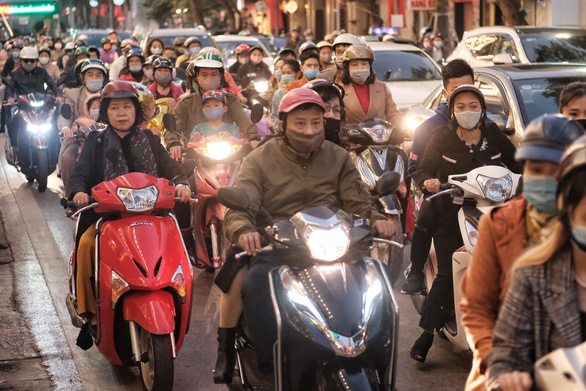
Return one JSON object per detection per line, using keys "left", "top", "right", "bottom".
{"left": 278, "top": 88, "right": 326, "bottom": 116}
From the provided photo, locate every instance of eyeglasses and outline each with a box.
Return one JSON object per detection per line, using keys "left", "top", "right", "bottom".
{"left": 22, "top": 59, "right": 36, "bottom": 64}
{"left": 325, "top": 104, "right": 344, "bottom": 116}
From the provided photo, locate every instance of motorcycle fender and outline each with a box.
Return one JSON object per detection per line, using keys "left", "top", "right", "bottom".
{"left": 206, "top": 200, "right": 228, "bottom": 224}
{"left": 32, "top": 137, "right": 49, "bottom": 149}
{"left": 378, "top": 194, "right": 402, "bottom": 215}
{"left": 123, "top": 290, "right": 176, "bottom": 335}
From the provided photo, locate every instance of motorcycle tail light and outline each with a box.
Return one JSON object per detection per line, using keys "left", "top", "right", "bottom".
{"left": 116, "top": 185, "right": 159, "bottom": 212}
{"left": 170, "top": 264, "right": 187, "bottom": 303}
{"left": 111, "top": 270, "right": 130, "bottom": 309}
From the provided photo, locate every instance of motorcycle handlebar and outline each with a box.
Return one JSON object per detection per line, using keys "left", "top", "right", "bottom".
{"left": 235, "top": 244, "right": 273, "bottom": 260}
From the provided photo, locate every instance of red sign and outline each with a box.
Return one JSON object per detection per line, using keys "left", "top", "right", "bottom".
{"left": 410, "top": 0, "right": 436, "bottom": 10}
{"left": 117, "top": 15, "right": 125, "bottom": 23}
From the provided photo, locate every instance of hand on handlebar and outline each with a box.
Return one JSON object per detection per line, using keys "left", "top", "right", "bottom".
{"left": 73, "top": 192, "right": 90, "bottom": 208}
{"left": 497, "top": 371, "right": 532, "bottom": 391}
{"left": 170, "top": 146, "right": 182, "bottom": 160}
{"left": 62, "top": 127, "right": 74, "bottom": 138}
{"left": 238, "top": 231, "right": 262, "bottom": 256}
{"left": 6, "top": 97, "right": 14, "bottom": 105}
{"left": 373, "top": 219, "right": 396, "bottom": 239}
{"left": 424, "top": 178, "right": 441, "bottom": 194}
{"left": 175, "top": 184, "right": 191, "bottom": 203}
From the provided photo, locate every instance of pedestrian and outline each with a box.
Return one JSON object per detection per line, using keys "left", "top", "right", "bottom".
{"left": 284, "top": 27, "right": 305, "bottom": 53}
{"left": 425, "top": 33, "right": 451, "bottom": 66}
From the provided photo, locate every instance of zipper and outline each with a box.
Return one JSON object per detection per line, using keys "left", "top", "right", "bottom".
{"left": 302, "top": 164, "right": 309, "bottom": 205}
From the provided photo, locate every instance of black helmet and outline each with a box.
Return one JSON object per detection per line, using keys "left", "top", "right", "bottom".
{"left": 144, "top": 54, "right": 160, "bottom": 66}
{"left": 101, "top": 37, "right": 111, "bottom": 45}
{"left": 516, "top": 114, "right": 585, "bottom": 164}
{"left": 557, "top": 134, "right": 586, "bottom": 215}
{"left": 153, "top": 57, "right": 173, "bottom": 71}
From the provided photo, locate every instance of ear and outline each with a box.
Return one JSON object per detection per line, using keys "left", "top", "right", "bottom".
{"left": 278, "top": 120, "right": 284, "bottom": 134}
{"left": 441, "top": 88, "right": 448, "bottom": 99}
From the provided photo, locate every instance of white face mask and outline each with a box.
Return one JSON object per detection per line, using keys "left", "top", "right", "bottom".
{"left": 151, "top": 47, "right": 162, "bottom": 55}
{"left": 423, "top": 42, "right": 431, "bottom": 49}
{"left": 90, "top": 109, "right": 100, "bottom": 118}
{"left": 349, "top": 68, "right": 371, "bottom": 85}
{"left": 54, "top": 42, "right": 62, "bottom": 50}
{"left": 454, "top": 110, "right": 482, "bottom": 130}
{"left": 144, "top": 68, "right": 154, "bottom": 81}
{"left": 39, "top": 57, "right": 50, "bottom": 65}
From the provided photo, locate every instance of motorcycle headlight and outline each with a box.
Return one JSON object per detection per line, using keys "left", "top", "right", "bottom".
{"left": 363, "top": 124, "right": 393, "bottom": 143}
{"left": 111, "top": 270, "right": 130, "bottom": 309}
{"left": 476, "top": 174, "right": 513, "bottom": 202}
{"left": 303, "top": 224, "right": 350, "bottom": 261}
{"left": 28, "top": 124, "right": 51, "bottom": 133}
{"left": 464, "top": 219, "right": 479, "bottom": 248}
{"left": 170, "top": 264, "right": 187, "bottom": 303}
{"left": 206, "top": 141, "right": 231, "bottom": 160}
{"left": 254, "top": 80, "right": 269, "bottom": 93}
{"left": 116, "top": 185, "right": 159, "bottom": 212}
{"left": 405, "top": 116, "right": 423, "bottom": 133}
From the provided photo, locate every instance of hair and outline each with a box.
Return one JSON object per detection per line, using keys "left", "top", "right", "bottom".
{"left": 86, "top": 96, "right": 101, "bottom": 111}
{"left": 559, "top": 82, "right": 586, "bottom": 112}
{"left": 442, "top": 59, "right": 474, "bottom": 88}
{"left": 341, "top": 62, "right": 377, "bottom": 85}
{"left": 98, "top": 97, "right": 145, "bottom": 129}
{"left": 315, "top": 87, "right": 343, "bottom": 109}
{"left": 250, "top": 47, "right": 263, "bottom": 56}
{"left": 282, "top": 59, "right": 301, "bottom": 80}
{"left": 146, "top": 38, "right": 165, "bottom": 56}
{"left": 299, "top": 51, "right": 319, "bottom": 66}
{"left": 163, "top": 46, "right": 176, "bottom": 55}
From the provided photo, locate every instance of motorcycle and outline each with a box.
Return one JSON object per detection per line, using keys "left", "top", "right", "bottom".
{"left": 242, "top": 79, "right": 270, "bottom": 109}
{"left": 217, "top": 171, "right": 404, "bottom": 391}
{"left": 406, "top": 165, "right": 521, "bottom": 350}
{"left": 535, "top": 341, "right": 586, "bottom": 390}
{"left": 341, "top": 118, "right": 411, "bottom": 283}
{"left": 5, "top": 92, "right": 59, "bottom": 192}
{"left": 65, "top": 172, "right": 194, "bottom": 391}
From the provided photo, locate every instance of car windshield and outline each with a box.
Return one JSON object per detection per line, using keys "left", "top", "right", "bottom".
{"left": 217, "top": 40, "right": 268, "bottom": 57}
{"left": 514, "top": 76, "right": 586, "bottom": 124}
{"left": 253, "top": 35, "right": 275, "bottom": 53}
{"left": 520, "top": 31, "right": 586, "bottom": 63}
{"left": 80, "top": 32, "right": 130, "bottom": 47}
{"left": 372, "top": 50, "right": 441, "bottom": 82}
{"left": 152, "top": 34, "right": 216, "bottom": 49}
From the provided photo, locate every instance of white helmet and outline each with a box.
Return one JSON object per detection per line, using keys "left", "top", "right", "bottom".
{"left": 332, "top": 33, "right": 361, "bottom": 49}
{"left": 65, "top": 41, "right": 75, "bottom": 50}
{"left": 20, "top": 46, "right": 38, "bottom": 60}
{"left": 199, "top": 46, "right": 222, "bottom": 57}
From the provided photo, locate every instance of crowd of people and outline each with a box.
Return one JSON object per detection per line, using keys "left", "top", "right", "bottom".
{"left": 2, "top": 26, "right": 586, "bottom": 391}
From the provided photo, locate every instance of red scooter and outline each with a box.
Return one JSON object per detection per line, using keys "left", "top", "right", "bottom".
{"left": 65, "top": 172, "right": 194, "bottom": 391}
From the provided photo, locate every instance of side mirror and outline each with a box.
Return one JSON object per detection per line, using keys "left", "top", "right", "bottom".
{"left": 250, "top": 104, "right": 264, "bottom": 124}
{"left": 492, "top": 53, "right": 513, "bottom": 65}
{"left": 218, "top": 187, "right": 250, "bottom": 211}
{"left": 61, "top": 103, "right": 72, "bottom": 120}
{"left": 382, "top": 70, "right": 392, "bottom": 81}
{"left": 487, "top": 114, "right": 506, "bottom": 132}
{"left": 163, "top": 113, "right": 177, "bottom": 133}
{"left": 179, "top": 159, "right": 196, "bottom": 177}
{"left": 373, "top": 172, "right": 401, "bottom": 198}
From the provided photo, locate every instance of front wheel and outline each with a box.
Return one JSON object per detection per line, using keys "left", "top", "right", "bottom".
{"left": 36, "top": 149, "right": 48, "bottom": 192}
{"left": 139, "top": 328, "right": 174, "bottom": 391}
{"left": 371, "top": 214, "right": 404, "bottom": 284}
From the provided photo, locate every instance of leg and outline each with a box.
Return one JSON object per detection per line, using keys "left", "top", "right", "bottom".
{"left": 7, "top": 114, "right": 19, "bottom": 148}
{"left": 58, "top": 139, "right": 81, "bottom": 197}
{"left": 219, "top": 266, "right": 248, "bottom": 328}
{"left": 76, "top": 224, "right": 98, "bottom": 320}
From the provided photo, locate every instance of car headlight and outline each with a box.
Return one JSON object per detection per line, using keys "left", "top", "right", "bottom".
{"left": 116, "top": 185, "right": 159, "bottom": 212}
{"left": 254, "top": 80, "right": 269, "bottom": 93}
{"left": 303, "top": 224, "right": 350, "bottom": 261}
{"left": 170, "top": 264, "right": 187, "bottom": 303}
{"left": 111, "top": 270, "right": 130, "bottom": 309}
{"left": 206, "top": 141, "right": 231, "bottom": 160}
{"left": 464, "top": 219, "right": 479, "bottom": 247}
{"left": 476, "top": 174, "right": 513, "bottom": 202}
{"left": 405, "top": 116, "right": 423, "bottom": 133}
{"left": 363, "top": 124, "right": 393, "bottom": 143}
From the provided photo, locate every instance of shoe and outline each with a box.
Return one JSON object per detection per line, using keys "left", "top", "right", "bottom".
{"left": 410, "top": 331, "right": 434, "bottom": 363}
{"left": 213, "top": 327, "right": 237, "bottom": 384}
{"left": 401, "top": 268, "right": 424, "bottom": 294}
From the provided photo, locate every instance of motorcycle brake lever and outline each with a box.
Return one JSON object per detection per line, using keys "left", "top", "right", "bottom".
{"left": 174, "top": 197, "right": 198, "bottom": 203}
{"left": 425, "top": 188, "right": 459, "bottom": 201}
{"left": 235, "top": 244, "right": 273, "bottom": 260}
{"left": 372, "top": 238, "right": 405, "bottom": 249}
{"left": 70, "top": 203, "right": 99, "bottom": 219}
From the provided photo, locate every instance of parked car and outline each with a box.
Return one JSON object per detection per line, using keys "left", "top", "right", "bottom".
{"left": 369, "top": 41, "right": 443, "bottom": 111}
{"left": 74, "top": 30, "right": 131, "bottom": 47}
{"left": 213, "top": 35, "right": 274, "bottom": 68}
{"left": 447, "top": 26, "right": 586, "bottom": 67}
{"left": 405, "top": 63, "right": 586, "bottom": 145}
{"left": 142, "top": 28, "right": 219, "bottom": 52}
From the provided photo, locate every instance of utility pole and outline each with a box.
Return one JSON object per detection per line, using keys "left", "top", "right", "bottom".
{"left": 109, "top": 0, "right": 114, "bottom": 29}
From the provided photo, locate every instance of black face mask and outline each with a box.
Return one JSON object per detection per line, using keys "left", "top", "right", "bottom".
{"left": 324, "top": 117, "right": 342, "bottom": 145}
{"left": 576, "top": 118, "right": 586, "bottom": 130}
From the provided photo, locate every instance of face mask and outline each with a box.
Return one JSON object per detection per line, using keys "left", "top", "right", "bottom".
{"left": 423, "top": 42, "right": 431, "bottom": 49}
{"left": 571, "top": 225, "right": 586, "bottom": 251}
{"left": 334, "top": 56, "right": 344, "bottom": 67}
{"left": 281, "top": 74, "right": 295, "bottom": 85}
{"left": 90, "top": 109, "right": 100, "bottom": 118}
{"left": 42, "top": 43, "right": 49, "bottom": 48}
{"left": 54, "top": 43, "right": 62, "bottom": 50}
{"left": 39, "top": 57, "right": 50, "bottom": 65}
{"left": 320, "top": 54, "right": 331, "bottom": 64}
{"left": 112, "top": 45, "right": 118, "bottom": 51}
{"left": 238, "top": 57, "right": 249, "bottom": 65}
{"left": 65, "top": 50, "right": 73, "bottom": 56}
{"left": 155, "top": 73, "right": 172, "bottom": 86}
{"left": 12, "top": 51, "right": 19, "bottom": 58}
{"left": 434, "top": 41, "right": 444, "bottom": 48}
{"left": 192, "top": 83, "right": 199, "bottom": 93}
{"left": 304, "top": 69, "right": 319, "bottom": 80}
{"left": 523, "top": 175, "right": 558, "bottom": 215}
{"left": 203, "top": 107, "right": 225, "bottom": 122}
{"left": 86, "top": 78, "right": 103, "bottom": 92}
{"left": 129, "top": 64, "right": 142, "bottom": 73}
{"left": 144, "top": 68, "right": 154, "bottom": 81}
{"left": 454, "top": 110, "right": 482, "bottom": 131}
{"left": 22, "top": 62, "right": 35, "bottom": 72}
{"left": 274, "top": 69, "right": 282, "bottom": 81}
{"left": 198, "top": 76, "right": 221, "bottom": 92}
{"left": 151, "top": 47, "right": 162, "bottom": 55}
{"left": 286, "top": 127, "right": 324, "bottom": 154}
{"left": 350, "top": 69, "right": 371, "bottom": 85}
{"left": 189, "top": 47, "right": 201, "bottom": 56}
{"left": 324, "top": 117, "right": 342, "bottom": 144}
{"left": 576, "top": 119, "right": 586, "bottom": 129}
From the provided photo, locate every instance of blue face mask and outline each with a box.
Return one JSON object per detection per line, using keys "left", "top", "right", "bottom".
{"left": 192, "top": 83, "right": 199, "bottom": 93}
{"left": 572, "top": 225, "right": 586, "bottom": 250}
{"left": 304, "top": 69, "right": 319, "bottom": 81}
{"left": 203, "top": 107, "right": 225, "bottom": 122}
{"left": 12, "top": 51, "right": 19, "bottom": 58}
{"left": 274, "top": 69, "right": 282, "bottom": 81}
{"left": 189, "top": 47, "right": 201, "bottom": 56}
{"left": 434, "top": 41, "right": 444, "bottom": 48}
{"left": 523, "top": 175, "right": 558, "bottom": 215}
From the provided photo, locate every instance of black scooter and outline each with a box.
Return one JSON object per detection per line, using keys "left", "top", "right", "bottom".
{"left": 217, "top": 172, "right": 403, "bottom": 391}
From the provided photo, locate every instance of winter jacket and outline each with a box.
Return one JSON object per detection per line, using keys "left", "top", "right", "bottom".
{"left": 284, "top": 75, "right": 308, "bottom": 93}
{"left": 460, "top": 196, "right": 530, "bottom": 391}
{"left": 41, "top": 62, "right": 60, "bottom": 82}
{"left": 342, "top": 80, "right": 406, "bottom": 129}
{"left": 236, "top": 61, "right": 272, "bottom": 88}
{"left": 6, "top": 66, "right": 57, "bottom": 98}
{"left": 485, "top": 244, "right": 582, "bottom": 390}
{"left": 148, "top": 81, "right": 184, "bottom": 102}
{"left": 224, "top": 137, "right": 386, "bottom": 242}
{"left": 57, "top": 86, "right": 93, "bottom": 131}
{"left": 408, "top": 103, "right": 450, "bottom": 178}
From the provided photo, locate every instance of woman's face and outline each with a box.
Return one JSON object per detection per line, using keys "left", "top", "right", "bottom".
{"left": 89, "top": 100, "right": 100, "bottom": 111}
{"left": 150, "top": 41, "right": 163, "bottom": 52}
{"left": 274, "top": 59, "right": 285, "bottom": 72}
{"left": 90, "top": 51, "right": 99, "bottom": 59}
{"left": 561, "top": 95, "right": 586, "bottom": 120}
{"left": 128, "top": 56, "right": 142, "bottom": 67}
{"left": 348, "top": 60, "right": 370, "bottom": 71}
{"left": 250, "top": 50, "right": 263, "bottom": 65}
{"left": 523, "top": 160, "right": 558, "bottom": 177}
{"left": 282, "top": 64, "right": 299, "bottom": 78}
{"left": 572, "top": 195, "right": 586, "bottom": 228}
{"left": 453, "top": 92, "right": 482, "bottom": 113}
{"left": 107, "top": 98, "right": 135, "bottom": 132}
{"left": 324, "top": 97, "right": 342, "bottom": 120}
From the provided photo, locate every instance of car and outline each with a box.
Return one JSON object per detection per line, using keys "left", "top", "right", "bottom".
{"left": 272, "top": 37, "right": 287, "bottom": 52}
{"left": 74, "top": 29, "right": 131, "bottom": 48}
{"left": 447, "top": 26, "right": 586, "bottom": 67}
{"left": 213, "top": 35, "right": 274, "bottom": 69}
{"left": 142, "top": 28, "right": 219, "bottom": 52}
{"left": 368, "top": 41, "right": 443, "bottom": 111}
{"left": 405, "top": 64, "right": 586, "bottom": 145}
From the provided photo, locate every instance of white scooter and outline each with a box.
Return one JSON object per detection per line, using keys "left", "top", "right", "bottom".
{"left": 406, "top": 165, "right": 521, "bottom": 350}
{"left": 535, "top": 341, "right": 586, "bottom": 390}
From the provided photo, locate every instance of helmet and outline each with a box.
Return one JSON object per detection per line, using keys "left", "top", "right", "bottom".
{"left": 100, "top": 80, "right": 139, "bottom": 100}
{"left": 557, "top": 134, "right": 586, "bottom": 213}
{"left": 184, "top": 37, "right": 201, "bottom": 47}
{"left": 120, "top": 39, "right": 134, "bottom": 48}
{"left": 130, "top": 81, "right": 156, "bottom": 119}
{"left": 193, "top": 52, "right": 223, "bottom": 69}
{"left": 199, "top": 47, "right": 222, "bottom": 57}
{"left": 299, "top": 41, "right": 317, "bottom": 54}
{"left": 304, "top": 29, "right": 313, "bottom": 36}
{"left": 153, "top": 57, "right": 173, "bottom": 71}
{"left": 278, "top": 48, "right": 296, "bottom": 58}
{"left": 303, "top": 78, "right": 346, "bottom": 100}
{"left": 235, "top": 44, "right": 250, "bottom": 54}
{"left": 316, "top": 41, "right": 332, "bottom": 49}
{"left": 144, "top": 54, "right": 161, "bottom": 66}
{"left": 332, "top": 33, "right": 361, "bottom": 50}
{"left": 64, "top": 41, "right": 75, "bottom": 50}
{"left": 201, "top": 89, "right": 225, "bottom": 104}
{"left": 101, "top": 37, "right": 111, "bottom": 45}
{"left": 173, "top": 37, "right": 186, "bottom": 47}
{"left": 75, "top": 46, "right": 90, "bottom": 58}
{"left": 39, "top": 47, "right": 51, "bottom": 56}
{"left": 447, "top": 84, "right": 487, "bottom": 115}
{"left": 278, "top": 88, "right": 326, "bottom": 117}
{"left": 80, "top": 58, "right": 107, "bottom": 75}
{"left": 516, "top": 114, "right": 585, "bottom": 164}
{"left": 382, "top": 34, "right": 395, "bottom": 43}
{"left": 342, "top": 44, "right": 375, "bottom": 62}
{"left": 126, "top": 48, "right": 145, "bottom": 62}
{"left": 75, "top": 34, "right": 88, "bottom": 46}
{"left": 20, "top": 46, "right": 38, "bottom": 60}
{"left": 12, "top": 40, "right": 23, "bottom": 49}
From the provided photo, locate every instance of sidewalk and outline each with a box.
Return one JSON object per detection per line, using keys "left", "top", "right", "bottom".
{"left": 0, "top": 210, "right": 53, "bottom": 390}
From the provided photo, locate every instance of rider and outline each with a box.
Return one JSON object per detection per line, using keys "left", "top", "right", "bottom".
{"left": 270, "top": 59, "right": 301, "bottom": 131}
{"left": 485, "top": 133, "right": 586, "bottom": 391}
{"left": 317, "top": 40, "right": 334, "bottom": 70}
{"left": 304, "top": 78, "right": 346, "bottom": 145}
{"left": 317, "top": 33, "right": 361, "bottom": 83}
{"left": 142, "top": 54, "right": 159, "bottom": 84}
{"left": 236, "top": 46, "right": 272, "bottom": 90}
{"left": 460, "top": 115, "right": 585, "bottom": 391}
{"left": 228, "top": 44, "right": 250, "bottom": 80}
{"left": 164, "top": 52, "right": 260, "bottom": 160}
{"left": 147, "top": 57, "right": 183, "bottom": 101}
{"left": 58, "top": 46, "right": 90, "bottom": 89}
{"left": 284, "top": 51, "right": 320, "bottom": 92}
{"left": 215, "top": 88, "right": 396, "bottom": 382}
{"left": 340, "top": 44, "right": 406, "bottom": 128}
{"left": 176, "top": 37, "right": 201, "bottom": 69}
{"left": 118, "top": 48, "right": 146, "bottom": 83}
{"left": 38, "top": 47, "right": 60, "bottom": 81}
{"left": 99, "top": 37, "right": 118, "bottom": 65}
{"left": 69, "top": 81, "right": 191, "bottom": 327}
{"left": 189, "top": 89, "right": 239, "bottom": 141}
{"left": 408, "top": 85, "right": 521, "bottom": 363}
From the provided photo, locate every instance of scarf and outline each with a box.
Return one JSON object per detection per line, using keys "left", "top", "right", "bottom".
{"left": 526, "top": 203, "right": 557, "bottom": 246}
{"left": 103, "top": 127, "right": 158, "bottom": 181}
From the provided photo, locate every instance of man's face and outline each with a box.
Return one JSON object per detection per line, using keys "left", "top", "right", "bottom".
{"left": 83, "top": 69, "right": 105, "bottom": 81}
{"left": 163, "top": 49, "right": 175, "bottom": 58}
{"left": 335, "top": 44, "right": 349, "bottom": 57}
{"left": 282, "top": 106, "right": 324, "bottom": 135}
{"left": 302, "top": 58, "right": 320, "bottom": 72}
{"left": 443, "top": 75, "right": 474, "bottom": 98}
